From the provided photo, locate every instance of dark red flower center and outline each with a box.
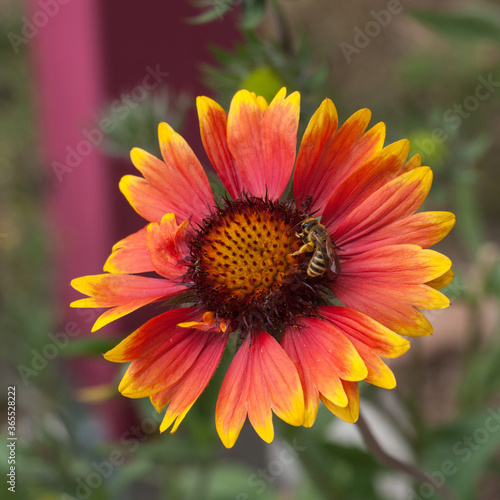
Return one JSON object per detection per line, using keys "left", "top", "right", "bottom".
{"left": 188, "top": 197, "right": 324, "bottom": 335}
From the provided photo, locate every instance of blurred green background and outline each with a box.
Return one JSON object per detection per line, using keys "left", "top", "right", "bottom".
{"left": 1, "top": 0, "right": 500, "bottom": 499}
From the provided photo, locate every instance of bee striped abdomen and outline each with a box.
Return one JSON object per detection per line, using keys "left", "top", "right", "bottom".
{"left": 308, "top": 251, "right": 327, "bottom": 277}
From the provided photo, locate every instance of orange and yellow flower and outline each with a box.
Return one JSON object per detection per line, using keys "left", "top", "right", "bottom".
{"left": 71, "top": 88, "right": 454, "bottom": 448}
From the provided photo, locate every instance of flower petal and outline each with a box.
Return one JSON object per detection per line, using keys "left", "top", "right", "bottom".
{"left": 330, "top": 245, "right": 451, "bottom": 335}
{"left": 157, "top": 122, "right": 214, "bottom": 219}
{"left": 216, "top": 330, "right": 304, "bottom": 448}
{"left": 347, "top": 342, "right": 397, "bottom": 389}
{"left": 332, "top": 280, "right": 447, "bottom": 336}
{"left": 154, "top": 329, "right": 228, "bottom": 433}
{"left": 261, "top": 89, "right": 300, "bottom": 198}
{"left": 281, "top": 316, "right": 370, "bottom": 427}
{"left": 400, "top": 153, "right": 422, "bottom": 173}
{"left": 332, "top": 167, "right": 433, "bottom": 245}
{"left": 146, "top": 213, "right": 189, "bottom": 279}
{"left": 281, "top": 329, "right": 361, "bottom": 428}
{"left": 227, "top": 88, "right": 300, "bottom": 199}
{"left": 318, "top": 306, "right": 410, "bottom": 359}
{"left": 280, "top": 328, "right": 320, "bottom": 427}
{"left": 70, "top": 274, "right": 184, "bottom": 332}
{"left": 294, "top": 106, "right": 385, "bottom": 214}
{"left": 227, "top": 89, "right": 265, "bottom": 196}
{"left": 339, "top": 211, "right": 456, "bottom": 256}
{"left": 318, "top": 307, "right": 409, "bottom": 390}
{"left": 427, "top": 269, "right": 454, "bottom": 290}
{"left": 103, "top": 226, "right": 153, "bottom": 274}
{"left": 339, "top": 244, "right": 452, "bottom": 284}
{"left": 321, "top": 381, "right": 360, "bottom": 424}
{"left": 321, "top": 139, "right": 410, "bottom": 231}
{"left": 332, "top": 111, "right": 385, "bottom": 184}
{"left": 130, "top": 126, "right": 214, "bottom": 226}
{"left": 119, "top": 175, "right": 174, "bottom": 223}
{"left": 294, "top": 98, "right": 338, "bottom": 209}
{"left": 105, "top": 309, "right": 215, "bottom": 398}
{"left": 197, "top": 96, "right": 241, "bottom": 199}
{"left": 104, "top": 308, "right": 200, "bottom": 362}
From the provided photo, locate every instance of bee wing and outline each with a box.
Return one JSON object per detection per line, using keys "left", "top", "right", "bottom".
{"left": 323, "top": 235, "right": 341, "bottom": 278}
{"left": 309, "top": 232, "right": 338, "bottom": 276}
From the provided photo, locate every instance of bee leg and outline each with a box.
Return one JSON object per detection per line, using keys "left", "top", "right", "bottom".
{"left": 289, "top": 242, "right": 315, "bottom": 256}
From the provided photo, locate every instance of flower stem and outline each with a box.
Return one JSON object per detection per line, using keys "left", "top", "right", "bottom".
{"left": 356, "top": 411, "right": 457, "bottom": 500}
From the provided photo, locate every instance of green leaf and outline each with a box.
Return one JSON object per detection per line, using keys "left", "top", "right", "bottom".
{"left": 188, "top": 2, "right": 234, "bottom": 25}
{"left": 241, "top": 0, "right": 267, "bottom": 30}
{"left": 410, "top": 8, "right": 500, "bottom": 43}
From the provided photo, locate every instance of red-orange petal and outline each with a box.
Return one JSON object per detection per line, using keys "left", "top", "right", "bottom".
{"left": 130, "top": 128, "right": 214, "bottom": 226}
{"left": 216, "top": 330, "right": 304, "bottom": 448}
{"left": 332, "top": 167, "right": 433, "bottom": 245}
{"left": 104, "top": 308, "right": 199, "bottom": 362}
{"left": 157, "top": 122, "right": 214, "bottom": 221}
{"left": 227, "top": 90, "right": 266, "bottom": 198}
{"left": 260, "top": 89, "right": 300, "bottom": 198}
{"left": 321, "top": 381, "right": 360, "bottom": 424}
{"left": 332, "top": 112, "right": 385, "bottom": 184}
{"left": 105, "top": 309, "right": 212, "bottom": 398}
{"left": 103, "top": 226, "right": 153, "bottom": 274}
{"left": 119, "top": 175, "right": 174, "bottom": 223}
{"left": 318, "top": 306, "right": 410, "bottom": 359}
{"left": 330, "top": 245, "right": 451, "bottom": 335}
{"left": 427, "top": 269, "right": 454, "bottom": 290}
{"left": 146, "top": 214, "right": 189, "bottom": 279}
{"left": 70, "top": 274, "right": 184, "bottom": 332}
{"left": 347, "top": 339, "right": 397, "bottom": 388}
{"left": 281, "top": 318, "right": 368, "bottom": 427}
{"left": 197, "top": 96, "right": 242, "bottom": 199}
{"left": 318, "top": 307, "right": 409, "bottom": 389}
{"left": 294, "top": 98, "right": 338, "bottom": 209}
{"left": 400, "top": 153, "right": 422, "bottom": 173}
{"left": 280, "top": 328, "right": 320, "bottom": 427}
{"left": 152, "top": 330, "right": 228, "bottom": 433}
{"left": 331, "top": 278, "right": 447, "bottom": 336}
{"left": 227, "top": 88, "right": 300, "bottom": 199}
{"left": 340, "top": 244, "right": 452, "bottom": 284}
{"left": 321, "top": 139, "right": 409, "bottom": 231}
{"left": 294, "top": 106, "right": 385, "bottom": 214}
{"left": 339, "top": 211, "right": 456, "bottom": 256}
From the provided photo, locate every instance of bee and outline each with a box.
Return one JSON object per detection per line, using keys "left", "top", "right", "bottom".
{"left": 290, "top": 218, "right": 340, "bottom": 279}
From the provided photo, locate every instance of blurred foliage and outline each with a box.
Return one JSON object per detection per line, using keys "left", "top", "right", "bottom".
{"left": 190, "top": 0, "right": 268, "bottom": 29}
{"left": 0, "top": 4, "right": 54, "bottom": 498}
{"left": 100, "top": 89, "right": 191, "bottom": 159}
{"left": 409, "top": 6, "right": 500, "bottom": 43}
{"left": 420, "top": 410, "right": 500, "bottom": 500}
{"left": 0, "top": 4, "right": 52, "bottom": 362}
{"left": 2, "top": 0, "right": 500, "bottom": 499}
